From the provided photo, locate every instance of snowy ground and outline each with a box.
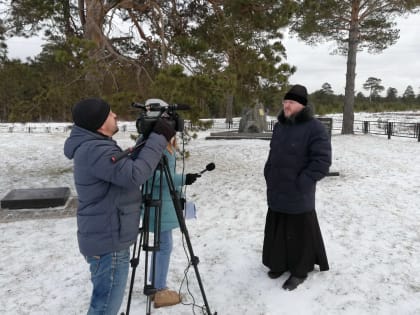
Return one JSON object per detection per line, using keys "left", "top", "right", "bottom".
{"left": 1, "top": 124, "right": 420, "bottom": 315}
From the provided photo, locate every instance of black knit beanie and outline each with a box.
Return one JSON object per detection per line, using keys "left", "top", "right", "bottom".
{"left": 284, "top": 84, "right": 308, "bottom": 106}
{"left": 72, "top": 98, "right": 110, "bottom": 132}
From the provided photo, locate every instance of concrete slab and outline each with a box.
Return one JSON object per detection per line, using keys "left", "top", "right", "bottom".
{"left": 206, "top": 131, "right": 272, "bottom": 140}
{"left": 0, "top": 197, "right": 77, "bottom": 223}
{"left": 1, "top": 187, "right": 71, "bottom": 210}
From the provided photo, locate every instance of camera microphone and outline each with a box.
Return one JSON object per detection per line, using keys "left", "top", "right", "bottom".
{"left": 131, "top": 102, "right": 145, "bottom": 109}
{"left": 143, "top": 99, "right": 191, "bottom": 111}
{"left": 199, "top": 162, "right": 216, "bottom": 174}
{"left": 132, "top": 102, "right": 163, "bottom": 111}
{"left": 168, "top": 103, "right": 191, "bottom": 111}
{"left": 133, "top": 100, "right": 164, "bottom": 111}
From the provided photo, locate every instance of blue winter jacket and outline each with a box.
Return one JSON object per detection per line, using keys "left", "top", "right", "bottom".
{"left": 64, "top": 125, "right": 167, "bottom": 256}
{"left": 142, "top": 150, "right": 183, "bottom": 232}
{"left": 264, "top": 107, "right": 331, "bottom": 214}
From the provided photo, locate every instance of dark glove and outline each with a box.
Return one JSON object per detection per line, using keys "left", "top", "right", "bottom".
{"left": 185, "top": 173, "right": 201, "bottom": 185}
{"left": 153, "top": 119, "right": 176, "bottom": 141}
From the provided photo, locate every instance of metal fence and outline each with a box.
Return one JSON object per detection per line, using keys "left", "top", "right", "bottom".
{"left": 0, "top": 124, "right": 72, "bottom": 133}
{"left": 1, "top": 118, "right": 420, "bottom": 141}
{"left": 189, "top": 118, "right": 420, "bottom": 141}
{"left": 333, "top": 119, "right": 420, "bottom": 141}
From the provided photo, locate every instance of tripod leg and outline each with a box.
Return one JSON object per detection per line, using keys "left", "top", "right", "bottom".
{"left": 142, "top": 214, "right": 158, "bottom": 315}
{"left": 142, "top": 171, "right": 164, "bottom": 315}
{"left": 123, "top": 227, "right": 144, "bottom": 315}
{"left": 161, "top": 157, "right": 215, "bottom": 315}
{"left": 122, "top": 164, "right": 166, "bottom": 315}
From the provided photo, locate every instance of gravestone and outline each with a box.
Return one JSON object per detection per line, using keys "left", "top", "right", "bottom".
{"left": 317, "top": 117, "right": 333, "bottom": 138}
{"left": 316, "top": 117, "right": 339, "bottom": 177}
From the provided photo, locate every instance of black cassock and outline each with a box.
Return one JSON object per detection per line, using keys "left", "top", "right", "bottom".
{"left": 262, "top": 208, "right": 329, "bottom": 277}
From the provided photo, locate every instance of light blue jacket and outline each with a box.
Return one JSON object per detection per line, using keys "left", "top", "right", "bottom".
{"left": 64, "top": 125, "right": 167, "bottom": 256}
{"left": 143, "top": 150, "right": 183, "bottom": 232}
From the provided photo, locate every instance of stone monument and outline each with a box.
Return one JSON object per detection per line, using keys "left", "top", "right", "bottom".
{"left": 238, "top": 103, "right": 267, "bottom": 133}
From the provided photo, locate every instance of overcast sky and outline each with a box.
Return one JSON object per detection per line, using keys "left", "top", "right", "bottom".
{"left": 283, "top": 14, "right": 419, "bottom": 95}
{"left": 6, "top": 14, "right": 419, "bottom": 96}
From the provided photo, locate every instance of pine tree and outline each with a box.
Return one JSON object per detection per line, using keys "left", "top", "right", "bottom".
{"left": 290, "top": 0, "right": 420, "bottom": 133}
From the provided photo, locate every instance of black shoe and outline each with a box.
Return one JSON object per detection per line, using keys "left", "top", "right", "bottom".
{"left": 267, "top": 271, "right": 283, "bottom": 279}
{"left": 282, "top": 275, "right": 307, "bottom": 291}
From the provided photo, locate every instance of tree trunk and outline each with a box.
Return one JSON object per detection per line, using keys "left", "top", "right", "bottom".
{"left": 82, "top": 0, "right": 107, "bottom": 91}
{"left": 225, "top": 94, "right": 233, "bottom": 125}
{"left": 342, "top": 0, "right": 360, "bottom": 134}
{"left": 63, "top": 0, "right": 73, "bottom": 37}
{"left": 83, "top": 1, "right": 106, "bottom": 53}
{"left": 155, "top": 5, "right": 167, "bottom": 68}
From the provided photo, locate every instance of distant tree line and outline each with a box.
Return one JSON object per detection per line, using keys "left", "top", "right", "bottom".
{"left": 0, "top": 1, "right": 419, "bottom": 133}
{"left": 311, "top": 81, "right": 420, "bottom": 116}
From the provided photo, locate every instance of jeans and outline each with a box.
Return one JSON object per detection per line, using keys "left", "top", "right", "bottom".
{"left": 150, "top": 230, "right": 173, "bottom": 289}
{"left": 86, "top": 248, "right": 130, "bottom": 315}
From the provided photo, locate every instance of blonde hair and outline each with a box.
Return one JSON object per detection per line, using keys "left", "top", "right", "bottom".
{"left": 166, "top": 136, "right": 177, "bottom": 154}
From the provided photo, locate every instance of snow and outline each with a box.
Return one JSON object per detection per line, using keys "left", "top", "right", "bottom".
{"left": 1, "top": 120, "right": 420, "bottom": 315}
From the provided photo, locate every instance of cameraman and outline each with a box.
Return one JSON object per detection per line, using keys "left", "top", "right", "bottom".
{"left": 64, "top": 98, "right": 175, "bottom": 315}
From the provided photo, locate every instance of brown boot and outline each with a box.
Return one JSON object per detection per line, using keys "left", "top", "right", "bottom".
{"left": 154, "top": 289, "right": 181, "bottom": 308}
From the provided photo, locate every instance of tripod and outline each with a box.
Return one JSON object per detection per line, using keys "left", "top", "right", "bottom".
{"left": 121, "top": 154, "right": 216, "bottom": 315}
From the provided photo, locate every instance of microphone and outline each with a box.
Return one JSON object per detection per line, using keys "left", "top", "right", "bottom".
{"left": 131, "top": 102, "right": 145, "bottom": 109}
{"left": 168, "top": 103, "right": 191, "bottom": 111}
{"left": 185, "top": 163, "right": 215, "bottom": 185}
{"left": 133, "top": 99, "right": 191, "bottom": 111}
{"left": 199, "top": 162, "right": 216, "bottom": 174}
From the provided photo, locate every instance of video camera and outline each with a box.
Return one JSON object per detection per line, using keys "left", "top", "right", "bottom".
{"left": 132, "top": 98, "right": 190, "bottom": 138}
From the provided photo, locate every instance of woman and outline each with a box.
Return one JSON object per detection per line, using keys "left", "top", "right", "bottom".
{"left": 144, "top": 137, "right": 199, "bottom": 308}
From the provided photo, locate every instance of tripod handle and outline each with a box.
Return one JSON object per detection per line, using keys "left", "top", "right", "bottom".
{"left": 111, "top": 147, "right": 134, "bottom": 163}
{"left": 111, "top": 140, "right": 146, "bottom": 163}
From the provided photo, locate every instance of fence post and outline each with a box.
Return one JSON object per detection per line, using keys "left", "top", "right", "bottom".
{"left": 387, "top": 122, "right": 392, "bottom": 139}
{"left": 363, "top": 121, "right": 368, "bottom": 134}
{"left": 417, "top": 123, "right": 420, "bottom": 142}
